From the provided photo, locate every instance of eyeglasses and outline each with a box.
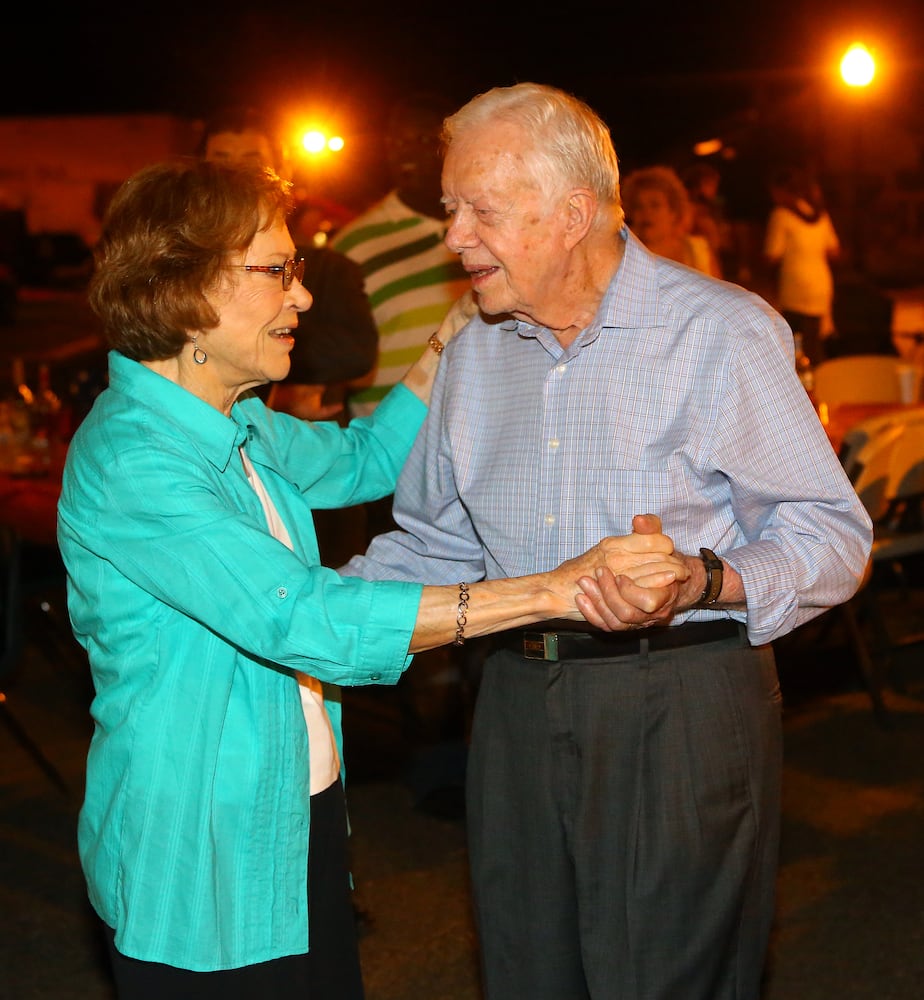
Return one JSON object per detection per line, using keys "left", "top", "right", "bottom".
{"left": 231, "top": 257, "right": 306, "bottom": 290}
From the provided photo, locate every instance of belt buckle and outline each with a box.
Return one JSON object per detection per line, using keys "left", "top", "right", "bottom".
{"left": 522, "top": 632, "right": 559, "bottom": 661}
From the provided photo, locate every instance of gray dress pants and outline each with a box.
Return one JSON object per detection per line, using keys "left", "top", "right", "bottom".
{"left": 466, "top": 627, "right": 782, "bottom": 1000}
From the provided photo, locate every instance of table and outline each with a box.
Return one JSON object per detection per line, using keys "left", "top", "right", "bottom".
{"left": 0, "top": 473, "right": 62, "bottom": 548}
{"left": 0, "top": 441, "right": 66, "bottom": 548}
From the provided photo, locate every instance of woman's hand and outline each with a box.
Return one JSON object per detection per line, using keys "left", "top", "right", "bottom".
{"left": 434, "top": 290, "right": 478, "bottom": 349}
{"left": 400, "top": 292, "right": 479, "bottom": 406}
{"left": 410, "top": 516, "right": 692, "bottom": 653}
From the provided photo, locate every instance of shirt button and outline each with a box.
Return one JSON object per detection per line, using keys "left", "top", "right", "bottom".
{"left": 277, "top": 587, "right": 288, "bottom": 599}
{"left": 544, "top": 514, "right": 556, "bottom": 526}
{"left": 556, "top": 364, "right": 567, "bottom": 374}
{"left": 548, "top": 438, "right": 560, "bottom": 449}
{"left": 369, "top": 673, "right": 382, "bottom": 682}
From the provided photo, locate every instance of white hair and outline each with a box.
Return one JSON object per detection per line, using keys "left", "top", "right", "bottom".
{"left": 442, "top": 82, "right": 624, "bottom": 230}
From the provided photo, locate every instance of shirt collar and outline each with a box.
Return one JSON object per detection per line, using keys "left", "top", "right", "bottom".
{"left": 597, "top": 227, "right": 669, "bottom": 332}
{"left": 504, "top": 227, "right": 667, "bottom": 345}
{"left": 107, "top": 351, "right": 250, "bottom": 473}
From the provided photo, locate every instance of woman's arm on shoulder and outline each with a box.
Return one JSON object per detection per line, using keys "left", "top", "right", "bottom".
{"left": 400, "top": 291, "right": 478, "bottom": 406}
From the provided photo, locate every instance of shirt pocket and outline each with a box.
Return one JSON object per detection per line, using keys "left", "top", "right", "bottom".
{"left": 581, "top": 467, "right": 680, "bottom": 540}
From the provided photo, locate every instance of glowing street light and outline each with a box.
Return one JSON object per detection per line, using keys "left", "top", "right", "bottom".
{"left": 838, "top": 41, "right": 877, "bottom": 272}
{"left": 840, "top": 43, "right": 875, "bottom": 88}
{"left": 302, "top": 130, "right": 327, "bottom": 154}
{"left": 300, "top": 130, "right": 345, "bottom": 156}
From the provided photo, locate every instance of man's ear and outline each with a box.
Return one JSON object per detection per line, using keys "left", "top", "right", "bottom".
{"left": 563, "top": 190, "right": 596, "bottom": 248}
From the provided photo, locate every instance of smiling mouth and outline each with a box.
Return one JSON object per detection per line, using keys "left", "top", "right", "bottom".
{"left": 467, "top": 265, "right": 498, "bottom": 282}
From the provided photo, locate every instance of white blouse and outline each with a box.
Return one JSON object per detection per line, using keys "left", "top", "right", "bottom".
{"left": 240, "top": 447, "right": 340, "bottom": 795}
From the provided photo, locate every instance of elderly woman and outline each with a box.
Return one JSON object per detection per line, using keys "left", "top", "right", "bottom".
{"left": 621, "top": 165, "right": 722, "bottom": 277}
{"left": 57, "top": 159, "right": 685, "bottom": 999}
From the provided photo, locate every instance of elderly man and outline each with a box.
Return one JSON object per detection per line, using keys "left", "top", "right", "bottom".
{"left": 345, "top": 83, "right": 871, "bottom": 999}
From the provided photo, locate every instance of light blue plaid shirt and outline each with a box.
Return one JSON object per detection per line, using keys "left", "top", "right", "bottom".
{"left": 345, "top": 229, "right": 872, "bottom": 645}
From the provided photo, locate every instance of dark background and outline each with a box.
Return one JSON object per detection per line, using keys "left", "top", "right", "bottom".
{"left": 2, "top": 2, "right": 923, "bottom": 272}
{"left": 4, "top": 1, "right": 922, "bottom": 164}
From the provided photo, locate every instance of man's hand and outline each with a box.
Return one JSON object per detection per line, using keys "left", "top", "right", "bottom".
{"left": 575, "top": 567, "right": 680, "bottom": 630}
{"left": 573, "top": 514, "right": 689, "bottom": 630}
{"left": 560, "top": 517, "right": 684, "bottom": 581}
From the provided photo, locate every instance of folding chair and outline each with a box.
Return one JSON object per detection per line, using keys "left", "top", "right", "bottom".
{"left": 840, "top": 420, "right": 924, "bottom": 724}
{"left": 814, "top": 354, "right": 914, "bottom": 409}
{"left": 838, "top": 405, "right": 924, "bottom": 476}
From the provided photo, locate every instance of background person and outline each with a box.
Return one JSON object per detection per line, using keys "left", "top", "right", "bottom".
{"left": 682, "top": 161, "right": 734, "bottom": 276}
{"left": 763, "top": 165, "right": 841, "bottom": 366}
{"left": 621, "top": 164, "right": 722, "bottom": 277}
{"left": 57, "top": 157, "right": 687, "bottom": 1000}
{"left": 345, "top": 82, "right": 872, "bottom": 1000}
{"left": 332, "top": 92, "right": 470, "bottom": 426}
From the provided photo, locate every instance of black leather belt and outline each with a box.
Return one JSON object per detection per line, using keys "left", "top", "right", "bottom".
{"left": 492, "top": 619, "right": 744, "bottom": 662}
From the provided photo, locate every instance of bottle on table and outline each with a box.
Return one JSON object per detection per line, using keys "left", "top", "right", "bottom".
{"left": 28, "top": 363, "right": 64, "bottom": 467}
{"left": 0, "top": 356, "right": 33, "bottom": 471}
{"left": 0, "top": 359, "right": 67, "bottom": 473}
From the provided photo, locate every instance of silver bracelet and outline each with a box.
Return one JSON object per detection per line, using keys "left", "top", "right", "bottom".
{"left": 453, "top": 582, "right": 469, "bottom": 646}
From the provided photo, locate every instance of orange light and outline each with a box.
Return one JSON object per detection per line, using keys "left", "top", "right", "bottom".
{"left": 692, "top": 138, "right": 723, "bottom": 157}
{"left": 301, "top": 131, "right": 327, "bottom": 154}
{"left": 840, "top": 43, "right": 875, "bottom": 88}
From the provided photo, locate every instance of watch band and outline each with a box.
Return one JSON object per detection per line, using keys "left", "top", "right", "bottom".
{"left": 697, "top": 547, "right": 724, "bottom": 606}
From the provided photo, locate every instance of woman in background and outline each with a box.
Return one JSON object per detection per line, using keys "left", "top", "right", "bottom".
{"left": 621, "top": 165, "right": 722, "bottom": 277}
{"left": 764, "top": 166, "right": 841, "bottom": 365}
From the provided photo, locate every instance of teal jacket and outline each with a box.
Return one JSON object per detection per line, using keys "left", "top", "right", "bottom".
{"left": 57, "top": 352, "right": 425, "bottom": 971}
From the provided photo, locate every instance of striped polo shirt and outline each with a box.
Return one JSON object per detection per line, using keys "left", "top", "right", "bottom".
{"left": 333, "top": 190, "right": 469, "bottom": 416}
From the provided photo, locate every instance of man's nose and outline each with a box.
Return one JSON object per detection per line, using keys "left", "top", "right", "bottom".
{"left": 445, "top": 214, "right": 475, "bottom": 254}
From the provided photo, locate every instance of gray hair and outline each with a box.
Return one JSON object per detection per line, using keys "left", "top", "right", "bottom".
{"left": 442, "top": 83, "right": 624, "bottom": 230}
{"left": 621, "top": 166, "right": 691, "bottom": 222}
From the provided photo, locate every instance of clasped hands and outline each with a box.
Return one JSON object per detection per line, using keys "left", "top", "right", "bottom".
{"left": 559, "top": 514, "right": 690, "bottom": 631}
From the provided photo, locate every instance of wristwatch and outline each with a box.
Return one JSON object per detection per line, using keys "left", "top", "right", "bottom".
{"left": 697, "top": 547, "right": 724, "bottom": 606}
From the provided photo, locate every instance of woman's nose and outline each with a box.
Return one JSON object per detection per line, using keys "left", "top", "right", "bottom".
{"left": 291, "top": 281, "right": 313, "bottom": 311}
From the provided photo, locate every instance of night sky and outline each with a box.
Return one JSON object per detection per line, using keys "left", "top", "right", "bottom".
{"left": 4, "top": 1, "right": 922, "bottom": 205}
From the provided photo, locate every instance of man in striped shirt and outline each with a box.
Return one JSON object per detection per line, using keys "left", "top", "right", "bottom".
{"left": 332, "top": 94, "right": 469, "bottom": 421}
